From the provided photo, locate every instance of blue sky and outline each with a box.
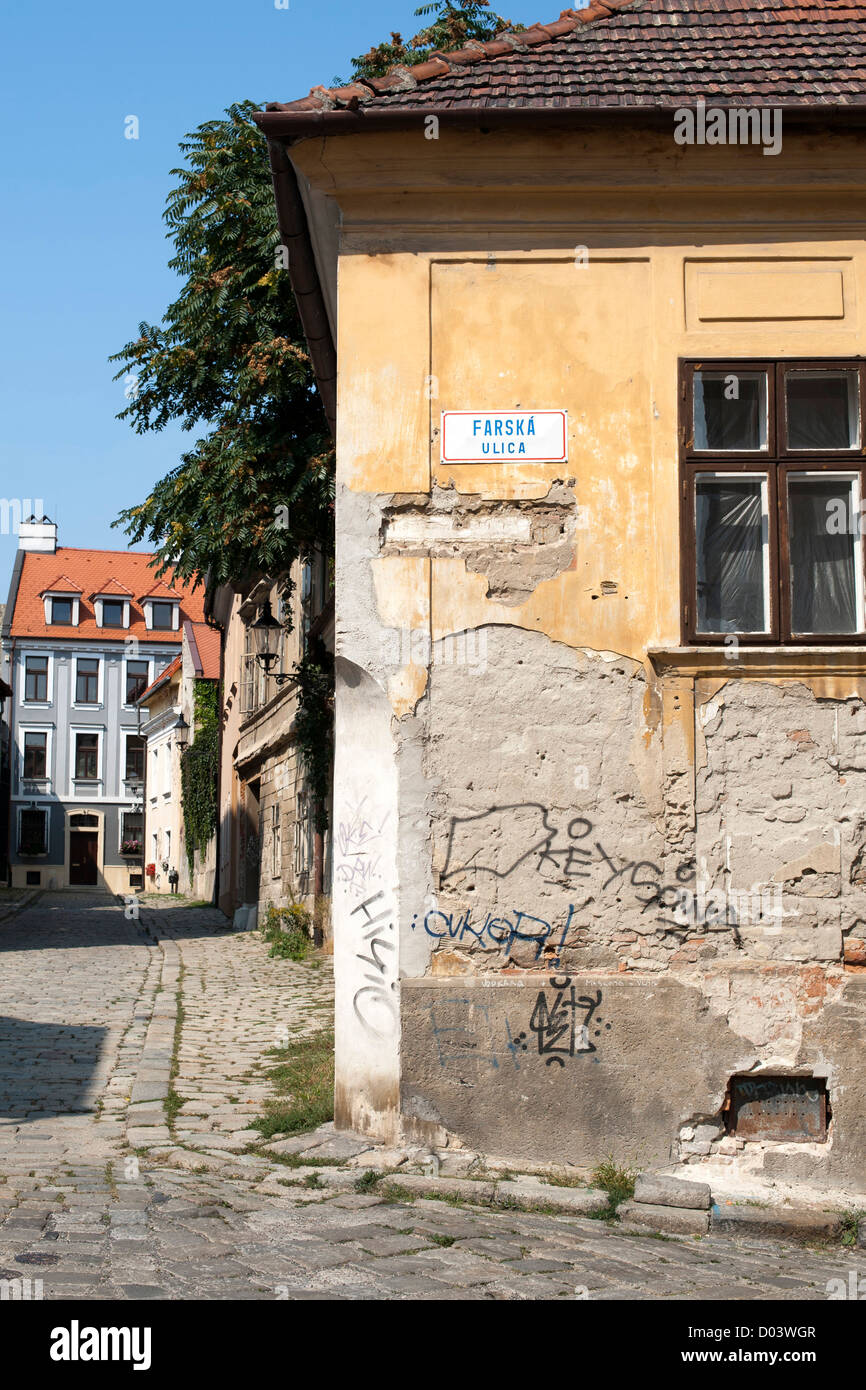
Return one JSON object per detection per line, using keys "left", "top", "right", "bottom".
{"left": 0, "top": 0, "right": 548, "bottom": 584}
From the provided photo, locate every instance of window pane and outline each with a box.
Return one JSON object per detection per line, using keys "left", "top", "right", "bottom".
{"left": 23, "top": 732, "right": 47, "bottom": 778}
{"left": 785, "top": 370, "right": 860, "bottom": 451}
{"left": 103, "top": 601, "right": 124, "bottom": 626}
{"left": 76, "top": 658, "right": 99, "bottom": 703}
{"left": 788, "top": 476, "right": 862, "bottom": 634}
{"left": 126, "top": 661, "right": 149, "bottom": 703}
{"left": 75, "top": 733, "right": 99, "bottom": 780}
{"left": 695, "top": 477, "right": 769, "bottom": 633}
{"left": 152, "top": 602, "right": 173, "bottom": 629}
{"left": 694, "top": 371, "right": 768, "bottom": 451}
{"left": 19, "top": 809, "right": 47, "bottom": 854}
{"left": 25, "top": 657, "right": 47, "bottom": 702}
{"left": 51, "top": 598, "right": 73, "bottom": 625}
{"left": 125, "top": 735, "right": 144, "bottom": 780}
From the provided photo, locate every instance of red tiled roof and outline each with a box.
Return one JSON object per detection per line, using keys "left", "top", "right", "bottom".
{"left": 138, "top": 654, "right": 182, "bottom": 703}
{"left": 9, "top": 548, "right": 205, "bottom": 643}
{"left": 89, "top": 577, "right": 134, "bottom": 598}
{"left": 184, "top": 620, "right": 221, "bottom": 681}
{"left": 264, "top": 0, "right": 866, "bottom": 114}
{"left": 39, "top": 574, "right": 83, "bottom": 596}
{"left": 139, "top": 580, "right": 182, "bottom": 601}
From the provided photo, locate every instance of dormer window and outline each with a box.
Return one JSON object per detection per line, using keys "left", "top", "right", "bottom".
{"left": 102, "top": 601, "right": 124, "bottom": 626}
{"left": 141, "top": 597, "right": 180, "bottom": 631}
{"left": 41, "top": 577, "right": 82, "bottom": 627}
{"left": 90, "top": 585, "right": 132, "bottom": 629}
{"left": 51, "top": 598, "right": 73, "bottom": 625}
{"left": 152, "top": 602, "right": 174, "bottom": 630}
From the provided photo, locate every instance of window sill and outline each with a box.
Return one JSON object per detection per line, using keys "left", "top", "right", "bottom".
{"left": 649, "top": 646, "right": 866, "bottom": 678}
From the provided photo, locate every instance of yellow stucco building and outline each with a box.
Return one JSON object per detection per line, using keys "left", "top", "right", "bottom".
{"left": 257, "top": 0, "right": 866, "bottom": 1196}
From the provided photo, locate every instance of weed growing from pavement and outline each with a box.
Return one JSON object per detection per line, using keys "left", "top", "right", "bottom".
{"left": 164, "top": 960, "right": 186, "bottom": 1133}
{"left": 261, "top": 903, "right": 313, "bottom": 962}
{"left": 251, "top": 1030, "right": 334, "bottom": 1139}
{"left": 426, "top": 1232, "right": 456, "bottom": 1247}
{"left": 591, "top": 1156, "right": 637, "bottom": 1217}
{"left": 164, "top": 1088, "right": 187, "bottom": 1126}
{"left": 354, "top": 1169, "right": 381, "bottom": 1193}
{"left": 248, "top": 1145, "right": 343, "bottom": 1169}
{"left": 839, "top": 1210, "right": 865, "bottom": 1247}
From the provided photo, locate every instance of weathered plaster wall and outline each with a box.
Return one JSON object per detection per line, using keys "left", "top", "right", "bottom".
{"left": 307, "top": 121, "right": 866, "bottom": 1185}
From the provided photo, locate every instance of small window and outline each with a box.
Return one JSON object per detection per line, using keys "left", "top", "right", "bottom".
{"left": 121, "top": 811, "right": 143, "bottom": 856}
{"left": 24, "top": 656, "right": 48, "bottom": 702}
{"left": 271, "top": 802, "right": 281, "bottom": 880}
{"left": 784, "top": 370, "right": 860, "bottom": 452}
{"left": 294, "top": 793, "right": 312, "bottom": 881}
{"left": 102, "top": 600, "right": 124, "bottom": 627}
{"left": 126, "top": 661, "right": 149, "bottom": 704}
{"left": 682, "top": 358, "right": 866, "bottom": 644}
{"left": 25, "top": 871, "right": 41, "bottom": 886}
{"left": 19, "top": 808, "right": 48, "bottom": 856}
{"left": 727, "top": 1074, "right": 828, "bottom": 1143}
{"left": 125, "top": 734, "right": 144, "bottom": 782}
{"left": 23, "top": 731, "right": 47, "bottom": 779}
{"left": 151, "top": 602, "right": 174, "bottom": 630}
{"left": 75, "top": 658, "right": 99, "bottom": 704}
{"left": 788, "top": 474, "right": 863, "bottom": 634}
{"left": 695, "top": 476, "right": 770, "bottom": 634}
{"left": 50, "top": 597, "right": 73, "bottom": 625}
{"left": 75, "top": 732, "right": 99, "bottom": 781}
{"left": 693, "top": 370, "right": 768, "bottom": 452}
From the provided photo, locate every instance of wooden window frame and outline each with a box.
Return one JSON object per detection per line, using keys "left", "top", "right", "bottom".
{"left": 125, "top": 660, "right": 149, "bottom": 706}
{"left": 125, "top": 734, "right": 144, "bottom": 782}
{"left": 75, "top": 657, "right": 100, "bottom": 704}
{"left": 24, "top": 656, "right": 48, "bottom": 703}
{"left": 23, "top": 730, "right": 47, "bottom": 780}
{"left": 75, "top": 732, "right": 99, "bottom": 782}
{"left": 680, "top": 358, "right": 866, "bottom": 645}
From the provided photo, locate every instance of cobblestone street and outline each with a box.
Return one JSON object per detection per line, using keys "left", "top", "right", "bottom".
{"left": 0, "top": 892, "right": 864, "bottom": 1302}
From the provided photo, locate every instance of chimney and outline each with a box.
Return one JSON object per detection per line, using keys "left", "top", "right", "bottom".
{"left": 18, "top": 514, "right": 57, "bottom": 553}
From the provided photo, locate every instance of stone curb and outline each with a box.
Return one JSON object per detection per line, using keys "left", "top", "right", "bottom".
{"left": 0, "top": 888, "right": 42, "bottom": 924}
{"left": 710, "top": 1203, "right": 843, "bottom": 1242}
{"left": 124, "top": 934, "right": 181, "bottom": 1151}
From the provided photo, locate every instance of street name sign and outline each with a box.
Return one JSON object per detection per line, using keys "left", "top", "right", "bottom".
{"left": 441, "top": 410, "right": 568, "bottom": 464}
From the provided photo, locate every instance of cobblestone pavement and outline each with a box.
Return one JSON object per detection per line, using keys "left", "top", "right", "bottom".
{"left": 0, "top": 892, "right": 864, "bottom": 1301}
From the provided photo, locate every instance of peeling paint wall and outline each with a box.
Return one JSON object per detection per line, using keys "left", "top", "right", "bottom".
{"left": 296, "top": 122, "right": 866, "bottom": 1187}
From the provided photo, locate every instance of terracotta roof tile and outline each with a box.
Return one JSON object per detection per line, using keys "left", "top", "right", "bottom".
{"left": 265, "top": 0, "right": 866, "bottom": 114}
{"left": 138, "top": 655, "right": 182, "bottom": 703}
{"left": 89, "top": 577, "right": 134, "bottom": 598}
{"left": 184, "top": 620, "right": 221, "bottom": 681}
{"left": 9, "top": 548, "right": 205, "bottom": 644}
{"left": 38, "top": 574, "right": 83, "bottom": 596}
{"left": 139, "top": 579, "right": 182, "bottom": 601}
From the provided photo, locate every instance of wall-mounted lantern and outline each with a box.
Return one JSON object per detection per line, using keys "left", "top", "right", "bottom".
{"left": 249, "top": 600, "right": 293, "bottom": 685}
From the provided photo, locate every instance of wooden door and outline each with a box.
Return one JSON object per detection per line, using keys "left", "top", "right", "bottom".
{"left": 70, "top": 831, "right": 98, "bottom": 885}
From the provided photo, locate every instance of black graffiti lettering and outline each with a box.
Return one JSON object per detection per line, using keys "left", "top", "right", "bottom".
{"left": 356, "top": 936, "right": 395, "bottom": 974}
{"left": 529, "top": 979, "right": 603, "bottom": 1065}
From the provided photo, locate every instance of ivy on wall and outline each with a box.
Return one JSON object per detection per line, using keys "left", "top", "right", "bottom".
{"left": 293, "top": 636, "right": 333, "bottom": 834}
{"left": 181, "top": 680, "right": 219, "bottom": 871}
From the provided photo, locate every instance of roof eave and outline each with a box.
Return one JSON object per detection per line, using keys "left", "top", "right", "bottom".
{"left": 256, "top": 96, "right": 866, "bottom": 434}
{"left": 263, "top": 138, "right": 337, "bottom": 439}
{"left": 255, "top": 100, "right": 866, "bottom": 142}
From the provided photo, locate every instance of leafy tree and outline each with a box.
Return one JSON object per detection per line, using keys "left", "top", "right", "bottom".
{"left": 347, "top": 1, "right": 518, "bottom": 82}
{"left": 112, "top": 5, "right": 520, "bottom": 600}
{"left": 110, "top": 101, "right": 332, "bottom": 602}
